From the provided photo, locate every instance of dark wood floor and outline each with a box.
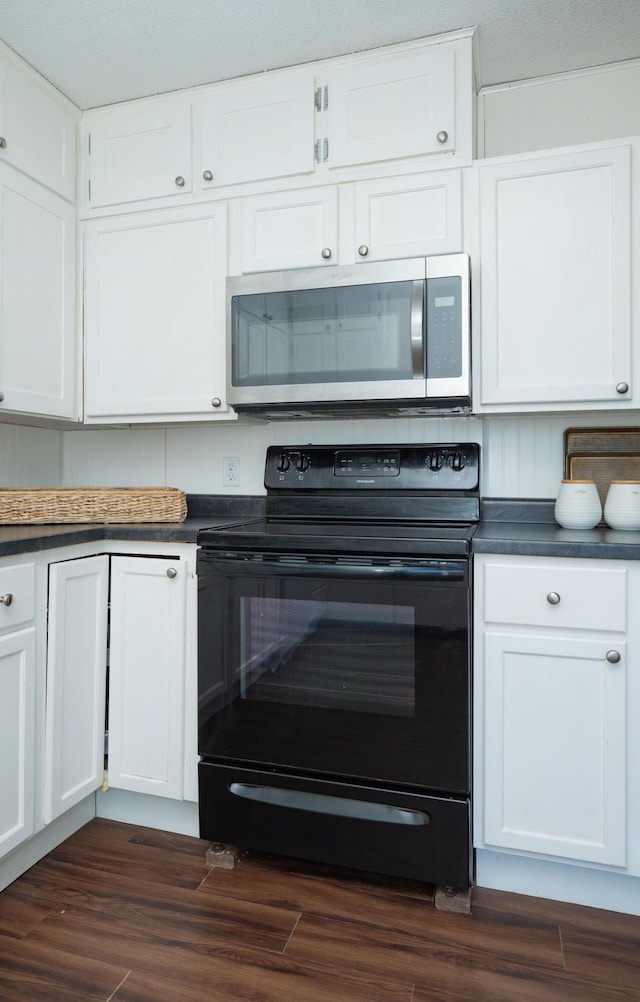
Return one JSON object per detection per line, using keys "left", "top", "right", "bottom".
{"left": 0, "top": 819, "right": 639, "bottom": 1000}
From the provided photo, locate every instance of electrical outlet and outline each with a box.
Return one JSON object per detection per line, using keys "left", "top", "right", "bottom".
{"left": 223, "top": 456, "right": 240, "bottom": 487}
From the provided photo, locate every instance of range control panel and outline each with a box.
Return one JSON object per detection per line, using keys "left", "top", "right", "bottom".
{"left": 265, "top": 444, "right": 479, "bottom": 491}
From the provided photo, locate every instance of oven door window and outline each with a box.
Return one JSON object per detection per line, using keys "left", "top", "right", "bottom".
{"left": 198, "top": 558, "right": 470, "bottom": 794}
{"left": 240, "top": 596, "right": 415, "bottom": 717}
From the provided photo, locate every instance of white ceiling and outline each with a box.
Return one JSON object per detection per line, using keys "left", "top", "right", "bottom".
{"left": 0, "top": 0, "right": 639, "bottom": 110}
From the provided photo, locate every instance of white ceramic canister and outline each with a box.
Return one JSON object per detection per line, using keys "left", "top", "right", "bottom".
{"left": 554, "top": 479, "right": 602, "bottom": 529}
{"left": 604, "top": 480, "right": 640, "bottom": 530}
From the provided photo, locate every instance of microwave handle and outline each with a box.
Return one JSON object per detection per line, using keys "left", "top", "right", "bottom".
{"left": 410, "top": 280, "right": 425, "bottom": 378}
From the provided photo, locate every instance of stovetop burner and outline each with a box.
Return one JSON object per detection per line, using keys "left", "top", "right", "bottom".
{"left": 198, "top": 443, "right": 480, "bottom": 558}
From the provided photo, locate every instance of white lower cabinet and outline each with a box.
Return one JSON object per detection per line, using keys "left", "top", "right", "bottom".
{"left": 44, "top": 555, "right": 109, "bottom": 823}
{"left": 475, "top": 554, "right": 632, "bottom": 870}
{"left": 107, "top": 555, "right": 188, "bottom": 800}
{"left": 0, "top": 629, "right": 36, "bottom": 857}
{"left": 0, "top": 559, "right": 36, "bottom": 859}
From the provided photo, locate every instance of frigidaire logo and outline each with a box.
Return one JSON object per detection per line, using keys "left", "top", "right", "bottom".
{"left": 356, "top": 479, "right": 376, "bottom": 484}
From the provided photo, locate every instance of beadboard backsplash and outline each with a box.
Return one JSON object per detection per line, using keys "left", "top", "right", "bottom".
{"left": 3, "top": 414, "right": 638, "bottom": 500}
{"left": 54, "top": 413, "right": 640, "bottom": 500}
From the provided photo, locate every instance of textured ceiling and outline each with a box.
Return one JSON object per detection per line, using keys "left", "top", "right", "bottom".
{"left": 0, "top": 0, "right": 639, "bottom": 110}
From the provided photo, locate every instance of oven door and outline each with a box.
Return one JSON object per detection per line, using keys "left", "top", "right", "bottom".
{"left": 197, "top": 550, "right": 470, "bottom": 795}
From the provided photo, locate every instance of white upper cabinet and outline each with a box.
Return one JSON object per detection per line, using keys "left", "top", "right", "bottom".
{"left": 84, "top": 201, "right": 232, "bottom": 422}
{"left": 81, "top": 32, "right": 473, "bottom": 215}
{"left": 240, "top": 186, "right": 338, "bottom": 272}
{"left": 86, "top": 99, "right": 192, "bottom": 208}
{"left": 196, "top": 72, "right": 315, "bottom": 190}
{"left": 0, "top": 44, "right": 77, "bottom": 201}
{"left": 239, "top": 169, "right": 463, "bottom": 272}
{"left": 325, "top": 46, "right": 455, "bottom": 169}
{"left": 475, "top": 141, "right": 634, "bottom": 412}
{"left": 0, "top": 165, "right": 76, "bottom": 420}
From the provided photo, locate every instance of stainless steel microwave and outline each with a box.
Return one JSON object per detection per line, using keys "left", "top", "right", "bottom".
{"left": 226, "top": 254, "right": 470, "bottom": 419}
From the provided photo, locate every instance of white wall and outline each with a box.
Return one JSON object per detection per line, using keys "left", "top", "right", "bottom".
{"left": 478, "top": 57, "right": 640, "bottom": 158}
{"left": 0, "top": 424, "right": 61, "bottom": 486}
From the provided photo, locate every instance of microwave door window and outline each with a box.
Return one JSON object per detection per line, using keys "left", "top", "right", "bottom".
{"left": 232, "top": 282, "right": 416, "bottom": 387}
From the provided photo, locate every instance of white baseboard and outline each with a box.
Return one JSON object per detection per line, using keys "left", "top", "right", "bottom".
{"left": 0, "top": 796, "right": 95, "bottom": 892}
{"left": 476, "top": 849, "right": 640, "bottom": 915}
{"left": 96, "top": 788, "right": 199, "bottom": 837}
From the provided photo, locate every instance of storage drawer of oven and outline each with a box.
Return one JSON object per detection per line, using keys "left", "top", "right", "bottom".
{"left": 199, "top": 762, "right": 470, "bottom": 888}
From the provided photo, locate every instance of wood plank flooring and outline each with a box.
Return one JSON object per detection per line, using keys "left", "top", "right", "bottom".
{"left": 0, "top": 819, "right": 639, "bottom": 1000}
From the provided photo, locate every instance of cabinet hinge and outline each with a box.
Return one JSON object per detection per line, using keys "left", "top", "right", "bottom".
{"left": 314, "top": 86, "right": 322, "bottom": 112}
{"left": 323, "top": 85, "right": 328, "bottom": 111}
{"left": 323, "top": 138, "right": 329, "bottom": 163}
{"left": 88, "top": 179, "right": 91, "bottom": 202}
{"left": 88, "top": 133, "right": 91, "bottom": 155}
{"left": 314, "top": 139, "right": 321, "bottom": 164}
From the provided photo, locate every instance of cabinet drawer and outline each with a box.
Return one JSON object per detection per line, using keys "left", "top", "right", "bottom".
{"left": 483, "top": 560, "right": 627, "bottom": 632}
{"left": 0, "top": 562, "right": 35, "bottom": 631}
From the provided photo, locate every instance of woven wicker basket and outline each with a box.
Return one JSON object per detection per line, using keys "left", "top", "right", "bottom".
{"left": 0, "top": 487, "right": 187, "bottom": 524}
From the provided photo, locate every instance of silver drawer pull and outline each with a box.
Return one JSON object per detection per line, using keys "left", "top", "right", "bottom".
{"left": 166, "top": 567, "right": 177, "bottom": 579}
{"left": 0, "top": 593, "right": 13, "bottom": 606}
{"left": 546, "top": 592, "right": 561, "bottom": 605}
{"left": 606, "top": 650, "right": 621, "bottom": 664}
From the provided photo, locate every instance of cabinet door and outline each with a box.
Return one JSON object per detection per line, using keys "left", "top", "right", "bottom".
{"left": 0, "top": 629, "right": 36, "bottom": 858}
{"left": 0, "top": 165, "right": 76, "bottom": 419}
{"left": 327, "top": 47, "right": 455, "bottom": 169}
{"left": 0, "top": 51, "right": 76, "bottom": 200}
{"left": 241, "top": 187, "right": 338, "bottom": 272}
{"left": 84, "top": 202, "right": 230, "bottom": 421}
{"left": 197, "top": 72, "right": 315, "bottom": 189}
{"left": 482, "top": 631, "right": 626, "bottom": 866}
{"left": 478, "top": 144, "right": 632, "bottom": 409}
{"left": 86, "top": 100, "right": 191, "bottom": 207}
{"left": 108, "top": 556, "right": 186, "bottom": 799}
{"left": 43, "top": 556, "right": 109, "bottom": 824}
{"left": 350, "top": 170, "right": 462, "bottom": 262}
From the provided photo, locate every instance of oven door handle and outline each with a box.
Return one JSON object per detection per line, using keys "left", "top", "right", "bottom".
{"left": 229, "top": 782, "right": 431, "bottom": 826}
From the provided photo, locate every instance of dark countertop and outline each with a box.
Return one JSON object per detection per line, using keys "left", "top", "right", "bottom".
{"left": 476, "top": 499, "right": 640, "bottom": 559}
{"left": 0, "top": 494, "right": 266, "bottom": 558}
{"left": 2, "top": 495, "right": 640, "bottom": 562}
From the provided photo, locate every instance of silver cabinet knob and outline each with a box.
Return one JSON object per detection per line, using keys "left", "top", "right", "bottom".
{"left": 321, "top": 247, "right": 332, "bottom": 259}
{"left": 546, "top": 592, "right": 561, "bottom": 605}
{"left": 0, "top": 391, "right": 4, "bottom": 402}
{"left": 0, "top": 138, "right": 6, "bottom": 150}
{"left": 436, "top": 130, "right": 448, "bottom": 144}
{"left": 0, "top": 593, "right": 13, "bottom": 606}
{"left": 616, "top": 382, "right": 629, "bottom": 395}
{"left": 174, "top": 175, "right": 186, "bottom": 187}
{"left": 606, "top": 650, "right": 621, "bottom": 664}
{"left": 358, "top": 245, "right": 369, "bottom": 257}
{"left": 202, "top": 170, "right": 213, "bottom": 181}
{"left": 166, "top": 567, "right": 177, "bottom": 579}
{"left": 211, "top": 397, "right": 222, "bottom": 408}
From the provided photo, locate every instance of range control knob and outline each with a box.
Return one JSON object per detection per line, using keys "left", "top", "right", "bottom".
{"left": 427, "top": 451, "right": 443, "bottom": 471}
{"left": 451, "top": 452, "right": 465, "bottom": 471}
{"left": 275, "top": 453, "right": 290, "bottom": 472}
{"left": 296, "top": 454, "right": 311, "bottom": 473}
